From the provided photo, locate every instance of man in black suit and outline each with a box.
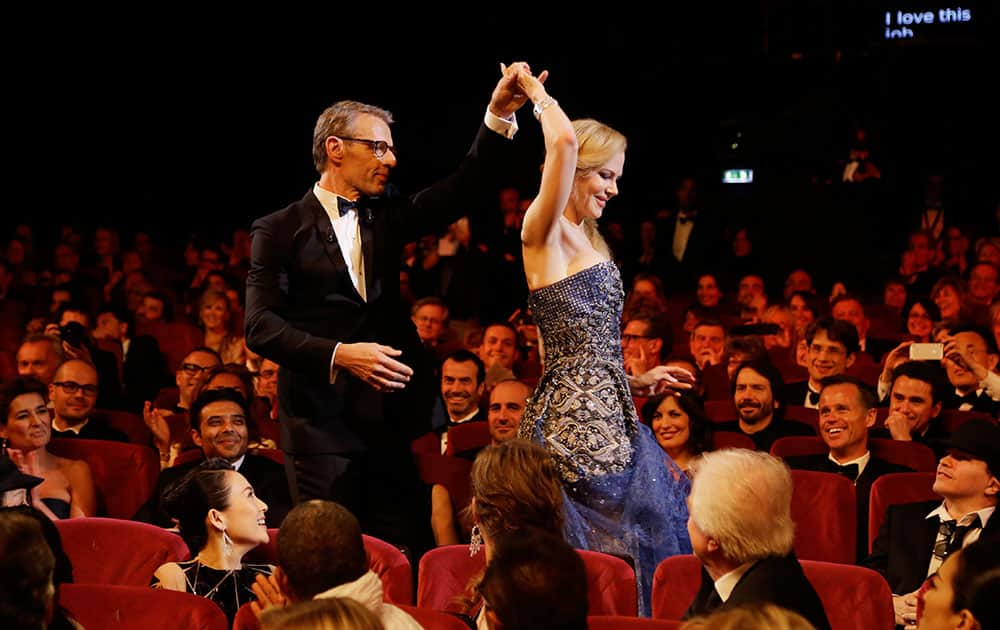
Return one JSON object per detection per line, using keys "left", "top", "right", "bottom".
{"left": 244, "top": 64, "right": 533, "bottom": 559}
{"left": 48, "top": 359, "right": 128, "bottom": 443}
{"left": 940, "top": 325, "right": 999, "bottom": 416}
{"left": 93, "top": 305, "right": 169, "bottom": 414}
{"left": 863, "top": 419, "right": 999, "bottom": 628}
{"left": 784, "top": 317, "right": 859, "bottom": 410}
{"left": 783, "top": 374, "right": 911, "bottom": 561}
{"left": 134, "top": 388, "right": 291, "bottom": 528}
{"left": 716, "top": 358, "right": 814, "bottom": 452}
{"left": 653, "top": 175, "right": 726, "bottom": 293}
{"left": 684, "top": 449, "right": 831, "bottom": 630}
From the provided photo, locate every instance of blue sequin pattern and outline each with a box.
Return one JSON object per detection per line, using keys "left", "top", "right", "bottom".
{"left": 519, "top": 260, "right": 692, "bottom": 616}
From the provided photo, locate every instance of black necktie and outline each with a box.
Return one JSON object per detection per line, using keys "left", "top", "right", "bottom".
{"left": 808, "top": 390, "right": 820, "bottom": 405}
{"left": 337, "top": 197, "right": 358, "bottom": 217}
{"left": 934, "top": 514, "right": 981, "bottom": 561}
{"left": 827, "top": 461, "right": 859, "bottom": 481}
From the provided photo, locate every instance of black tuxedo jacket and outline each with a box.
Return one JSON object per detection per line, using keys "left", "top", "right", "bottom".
{"left": 685, "top": 554, "right": 831, "bottom": 630}
{"left": 134, "top": 453, "right": 291, "bottom": 529}
{"left": 785, "top": 453, "right": 912, "bottom": 561}
{"left": 784, "top": 380, "right": 820, "bottom": 408}
{"left": 945, "top": 390, "right": 999, "bottom": 416}
{"left": 653, "top": 211, "right": 727, "bottom": 292}
{"left": 51, "top": 420, "right": 128, "bottom": 444}
{"left": 245, "top": 123, "right": 511, "bottom": 459}
{"left": 863, "top": 499, "right": 1000, "bottom": 594}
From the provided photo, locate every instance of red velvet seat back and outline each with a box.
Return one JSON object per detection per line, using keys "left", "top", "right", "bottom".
{"left": 47, "top": 438, "right": 159, "bottom": 519}
{"left": 55, "top": 517, "right": 189, "bottom": 586}
{"left": 789, "top": 470, "right": 856, "bottom": 564}
{"left": 711, "top": 430, "right": 755, "bottom": 451}
{"left": 61, "top": 583, "right": 229, "bottom": 630}
{"left": 417, "top": 545, "right": 637, "bottom": 616}
{"left": 867, "top": 471, "right": 938, "bottom": 554}
{"left": 590, "top": 616, "right": 683, "bottom": 629}
{"left": 783, "top": 405, "right": 819, "bottom": 433}
{"left": 445, "top": 421, "right": 491, "bottom": 456}
{"left": 92, "top": 408, "right": 152, "bottom": 445}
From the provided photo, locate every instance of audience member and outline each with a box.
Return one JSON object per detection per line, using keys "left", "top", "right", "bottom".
{"left": 831, "top": 293, "right": 896, "bottom": 362}
{"left": 902, "top": 296, "right": 941, "bottom": 343}
{"left": 783, "top": 374, "right": 911, "bottom": 560}
{"left": 16, "top": 334, "right": 63, "bottom": 386}
{"left": 477, "top": 527, "right": 588, "bottom": 630}
{"left": 260, "top": 597, "right": 385, "bottom": 630}
{"left": 785, "top": 317, "right": 859, "bottom": 409}
{"left": 689, "top": 319, "right": 727, "bottom": 371}
{"left": 681, "top": 602, "right": 817, "bottom": 630}
{"left": 0, "top": 508, "right": 57, "bottom": 629}
{"left": 864, "top": 420, "right": 999, "bottom": 628}
{"left": 196, "top": 288, "right": 246, "bottom": 365}
{"left": 152, "top": 457, "right": 273, "bottom": 624}
{"left": 434, "top": 349, "right": 486, "bottom": 455}
{"left": 641, "top": 390, "right": 713, "bottom": 480}
{"left": 683, "top": 449, "right": 830, "bottom": 630}
{"left": 250, "top": 499, "right": 422, "bottom": 629}
{"left": 135, "top": 389, "right": 290, "bottom": 528}
{"left": 48, "top": 359, "right": 127, "bottom": 442}
{"left": 717, "top": 359, "right": 814, "bottom": 452}
{"left": 0, "top": 377, "right": 95, "bottom": 520}
{"left": 917, "top": 539, "right": 999, "bottom": 630}
{"left": 477, "top": 321, "right": 519, "bottom": 391}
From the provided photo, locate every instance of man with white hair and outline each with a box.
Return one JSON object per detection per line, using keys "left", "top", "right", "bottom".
{"left": 684, "top": 449, "right": 831, "bottom": 630}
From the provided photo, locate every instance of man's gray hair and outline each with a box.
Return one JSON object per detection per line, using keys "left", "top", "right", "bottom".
{"left": 689, "top": 449, "right": 795, "bottom": 564}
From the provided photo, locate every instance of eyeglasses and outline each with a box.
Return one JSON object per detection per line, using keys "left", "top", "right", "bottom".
{"left": 339, "top": 137, "right": 397, "bottom": 159}
{"left": 621, "top": 333, "right": 652, "bottom": 344}
{"left": 180, "top": 363, "right": 214, "bottom": 377}
{"left": 53, "top": 381, "right": 99, "bottom": 396}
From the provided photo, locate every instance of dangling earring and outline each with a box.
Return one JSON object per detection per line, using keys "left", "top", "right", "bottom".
{"left": 469, "top": 525, "right": 482, "bottom": 557}
{"left": 1, "top": 437, "right": 7, "bottom": 455}
{"left": 222, "top": 530, "right": 234, "bottom": 558}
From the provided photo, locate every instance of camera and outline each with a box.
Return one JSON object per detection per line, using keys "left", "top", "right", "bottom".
{"left": 59, "top": 321, "right": 87, "bottom": 348}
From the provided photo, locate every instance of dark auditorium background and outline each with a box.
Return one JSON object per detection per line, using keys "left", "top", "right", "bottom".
{"left": 7, "top": 3, "right": 995, "bottom": 296}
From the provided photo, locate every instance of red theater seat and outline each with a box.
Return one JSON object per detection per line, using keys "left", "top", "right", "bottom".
{"left": 867, "top": 472, "right": 938, "bottom": 554}
{"left": 55, "top": 517, "right": 189, "bottom": 586}
{"left": 789, "top": 470, "right": 856, "bottom": 564}
{"left": 47, "top": 438, "right": 159, "bottom": 519}
{"left": 61, "top": 583, "right": 229, "bottom": 630}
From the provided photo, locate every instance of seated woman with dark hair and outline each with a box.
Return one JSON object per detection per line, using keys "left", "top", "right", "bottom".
{"left": 918, "top": 538, "right": 999, "bottom": 630}
{"left": 1, "top": 377, "right": 96, "bottom": 520}
{"left": 151, "top": 457, "right": 272, "bottom": 623}
{"left": 902, "top": 295, "right": 941, "bottom": 344}
{"left": 477, "top": 527, "right": 588, "bottom": 630}
{"left": 640, "top": 391, "right": 713, "bottom": 481}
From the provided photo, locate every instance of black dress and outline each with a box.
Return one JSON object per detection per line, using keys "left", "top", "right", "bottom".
{"left": 151, "top": 558, "right": 271, "bottom": 623}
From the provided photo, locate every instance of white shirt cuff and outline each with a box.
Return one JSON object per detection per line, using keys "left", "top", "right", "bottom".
{"left": 330, "top": 343, "right": 341, "bottom": 384}
{"left": 485, "top": 108, "right": 517, "bottom": 139}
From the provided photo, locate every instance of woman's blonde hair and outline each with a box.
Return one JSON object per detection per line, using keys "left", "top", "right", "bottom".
{"left": 573, "top": 118, "right": 626, "bottom": 258}
{"left": 260, "top": 597, "right": 385, "bottom": 630}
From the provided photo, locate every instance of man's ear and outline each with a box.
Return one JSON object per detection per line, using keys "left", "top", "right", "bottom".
{"left": 191, "top": 428, "right": 203, "bottom": 449}
{"left": 846, "top": 353, "right": 857, "bottom": 369}
{"left": 706, "top": 536, "right": 721, "bottom": 554}
{"left": 864, "top": 407, "right": 877, "bottom": 429}
{"left": 984, "top": 474, "right": 999, "bottom": 498}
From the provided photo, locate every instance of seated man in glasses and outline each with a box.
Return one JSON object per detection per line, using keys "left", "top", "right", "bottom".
{"left": 48, "top": 359, "right": 127, "bottom": 443}
{"left": 144, "top": 346, "right": 222, "bottom": 466}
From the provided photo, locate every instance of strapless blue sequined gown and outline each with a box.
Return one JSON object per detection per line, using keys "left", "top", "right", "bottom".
{"left": 518, "top": 260, "right": 691, "bottom": 616}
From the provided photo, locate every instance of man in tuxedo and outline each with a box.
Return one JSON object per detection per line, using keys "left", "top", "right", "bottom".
{"left": 716, "top": 358, "right": 814, "bottom": 452}
{"left": 654, "top": 175, "right": 726, "bottom": 293}
{"left": 244, "top": 63, "right": 532, "bottom": 559}
{"left": 940, "top": 325, "right": 999, "bottom": 416}
{"left": 435, "top": 349, "right": 486, "bottom": 455}
{"left": 684, "top": 449, "right": 831, "bottom": 630}
{"left": 134, "top": 388, "right": 291, "bottom": 528}
{"left": 48, "top": 359, "right": 127, "bottom": 443}
{"left": 783, "top": 374, "right": 911, "bottom": 561}
{"left": 92, "top": 305, "right": 169, "bottom": 414}
{"left": 863, "top": 419, "right": 999, "bottom": 628}
{"left": 785, "top": 317, "right": 859, "bottom": 410}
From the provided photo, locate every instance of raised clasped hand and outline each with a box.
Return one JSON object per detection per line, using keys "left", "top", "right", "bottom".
{"left": 632, "top": 365, "right": 696, "bottom": 397}
{"left": 490, "top": 61, "right": 548, "bottom": 119}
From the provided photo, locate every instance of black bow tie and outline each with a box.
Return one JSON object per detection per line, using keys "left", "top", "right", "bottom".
{"left": 337, "top": 196, "right": 358, "bottom": 217}
{"left": 808, "top": 390, "right": 820, "bottom": 405}
{"left": 957, "top": 392, "right": 979, "bottom": 405}
{"left": 827, "top": 461, "right": 859, "bottom": 481}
